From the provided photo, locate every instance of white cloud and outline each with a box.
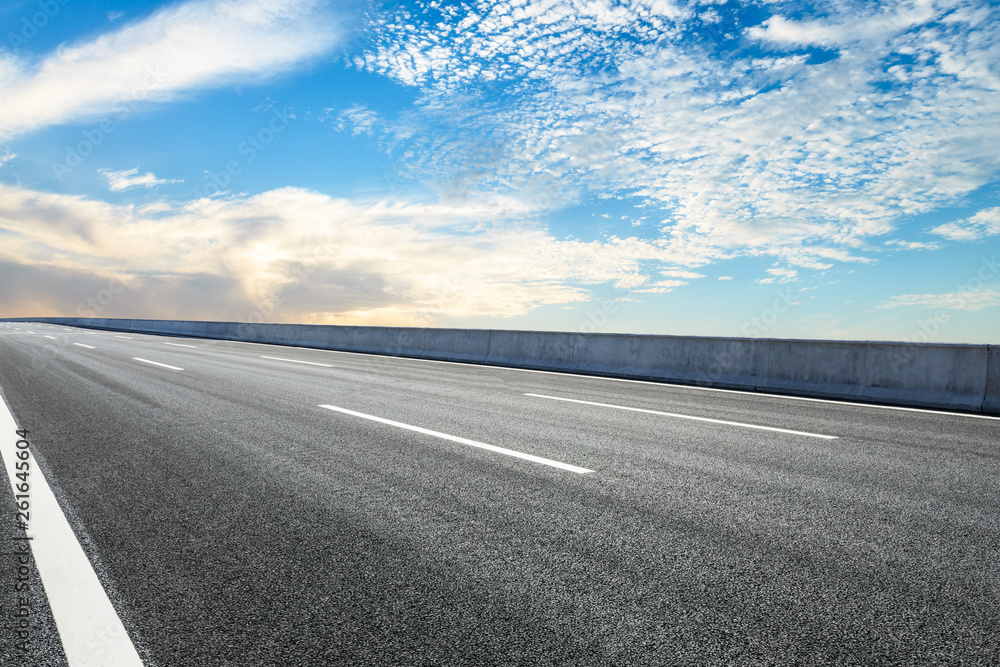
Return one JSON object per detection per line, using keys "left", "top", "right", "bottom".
{"left": 138, "top": 202, "right": 175, "bottom": 214}
{"left": 0, "top": 150, "right": 14, "bottom": 166}
{"left": 762, "top": 267, "right": 799, "bottom": 284}
{"left": 745, "top": 2, "right": 937, "bottom": 48}
{"left": 929, "top": 207, "right": 1000, "bottom": 241}
{"left": 747, "top": 15, "right": 853, "bottom": 47}
{"left": 718, "top": 275, "right": 733, "bottom": 280}
{"left": 877, "top": 288, "right": 1000, "bottom": 311}
{"left": 354, "top": 0, "right": 1000, "bottom": 276}
{"left": 99, "top": 167, "right": 182, "bottom": 192}
{"left": 0, "top": 182, "right": 688, "bottom": 323}
{"left": 660, "top": 269, "right": 705, "bottom": 279}
{"left": 0, "top": 0, "right": 344, "bottom": 139}
{"left": 614, "top": 273, "right": 648, "bottom": 289}
{"left": 884, "top": 239, "right": 941, "bottom": 250}
{"left": 329, "top": 104, "right": 381, "bottom": 136}
{"left": 634, "top": 279, "right": 688, "bottom": 294}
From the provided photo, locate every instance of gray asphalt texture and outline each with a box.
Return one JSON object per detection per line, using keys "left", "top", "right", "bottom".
{"left": 0, "top": 322, "right": 998, "bottom": 666}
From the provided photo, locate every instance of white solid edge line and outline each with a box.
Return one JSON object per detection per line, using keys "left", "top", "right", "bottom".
{"left": 163, "top": 342, "right": 197, "bottom": 348}
{"left": 0, "top": 395, "right": 145, "bottom": 666}
{"left": 261, "top": 355, "right": 333, "bottom": 368}
{"left": 72, "top": 344, "right": 95, "bottom": 349}
{"left": 525, "top": 393, "right": 839, "bottom": 440}
{"left": 132, "top": 358, "right": 183, "bottom": 371}
{"left": 319, "top": 404, "right": 594, "bottom": 474}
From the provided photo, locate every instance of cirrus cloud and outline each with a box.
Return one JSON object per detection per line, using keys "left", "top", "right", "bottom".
{"left": 877, "top": 288, "right": 1000, "bottom": 311}
{"left": 0, "top": 0, "right": 346, "bottom": 140}
{"left": 352, "top": 0, "right": 1000, "bottom": 276}
{"left": 99, "top": 167, "right": 182, "bottom": 192}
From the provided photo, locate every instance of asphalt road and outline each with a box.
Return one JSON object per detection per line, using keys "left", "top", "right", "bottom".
{"left": 0, "top": 322, "right": 998, "bottom": 666}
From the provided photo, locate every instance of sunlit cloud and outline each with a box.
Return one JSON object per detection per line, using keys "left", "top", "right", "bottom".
{"left": 0, "top": 183, "right": 690, "bottom": 323}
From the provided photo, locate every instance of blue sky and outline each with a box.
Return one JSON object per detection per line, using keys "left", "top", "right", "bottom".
{"left": 0, "top": 0, "right": 998, "bottom": 343}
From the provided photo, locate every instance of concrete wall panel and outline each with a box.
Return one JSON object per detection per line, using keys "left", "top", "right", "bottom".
{"left": 863, "top": 342, "right": 988, "bottom": 411}
{"left": 485, "top": 330, "right": 631, "bottom": 375}
{"left": 624, "top": 335, "right": 769, "bottom": 388}
{"left": 762, "top": 340, "right": 869, "bottom": 399}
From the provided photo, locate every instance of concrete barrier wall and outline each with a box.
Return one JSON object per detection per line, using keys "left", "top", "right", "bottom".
{"left": 625, "top": 335, "right": 769, "bottom": 388}
{"left": 861, "top": 342, "right": 989, "bottom": 410}
{"left": 484, "top": 330, "right": 632, "bottom": 375}
{"left": 3, "top": 317, "right": 995, "bottom": 414}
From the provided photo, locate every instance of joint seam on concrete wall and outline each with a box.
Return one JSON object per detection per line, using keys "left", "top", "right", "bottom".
{"left": 982, "top": 343, "right": 992, "bottom": 413}
{"left": 761, "top": 338, "right": 772, "bottom": 393}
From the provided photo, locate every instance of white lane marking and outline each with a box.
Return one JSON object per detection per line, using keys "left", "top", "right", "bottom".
{"left": 44, "top": 335, "right": 57, "bottom": 340}
{"left": 26, "top": 331, "right": 35, "bottom": 334}
{"left": 163, "top": 342, "right": 197, "bottom": 348}
{"left": 0, "top": 395, "right": 145, "bottom": 666}
{"left": 526, "top": 393, "right": 839, "bottom": 440}
{"left": 261, "top": 355, "right": 333, "bottom": 368}
{"left": 319, "top": 404, "right": 594, "bottom": 474}
{"left": 114, "top": 335, "right": 133, "bottom": 339}
{"left": 73, "top": 344, "right": 95, "bottom": 349}
{"left": 133, "top": 358, "right": 183, "bottom": 371}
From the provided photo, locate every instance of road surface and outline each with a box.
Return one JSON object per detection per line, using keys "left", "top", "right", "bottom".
{"left": 0, "top": 322, "right": 998, "bottom": 665}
